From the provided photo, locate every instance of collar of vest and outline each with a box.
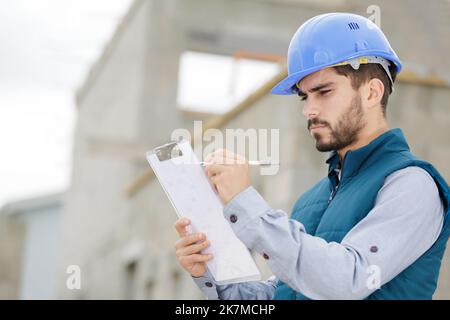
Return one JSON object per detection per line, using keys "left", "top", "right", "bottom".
{"left": 325, "top": 128, "right": 411, "bottom": 181}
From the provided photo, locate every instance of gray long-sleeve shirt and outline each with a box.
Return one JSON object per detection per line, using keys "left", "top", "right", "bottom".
{"left": 192, "top": 166, "right": 444, "bottom": 299}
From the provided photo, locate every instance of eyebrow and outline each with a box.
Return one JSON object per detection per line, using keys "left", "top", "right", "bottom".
{"left": 298, "top": 81, "right": 335, "bottom": 97}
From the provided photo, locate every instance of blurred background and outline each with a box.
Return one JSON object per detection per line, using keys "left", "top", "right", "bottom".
{"left": 0, "top": 0, "right": 449, "bottom": 299}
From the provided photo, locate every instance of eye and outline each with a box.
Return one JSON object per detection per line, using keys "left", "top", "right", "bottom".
{"left": 319, "top": 89, "right": 332, "bottom": 96}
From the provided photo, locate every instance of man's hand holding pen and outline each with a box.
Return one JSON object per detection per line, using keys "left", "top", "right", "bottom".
{"left": 203, "top": 149, "right": 252, "bottom": 205}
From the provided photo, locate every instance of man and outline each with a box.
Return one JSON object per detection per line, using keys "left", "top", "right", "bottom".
{"left": 173, "top": 13, "right": 450, "bottom": 299}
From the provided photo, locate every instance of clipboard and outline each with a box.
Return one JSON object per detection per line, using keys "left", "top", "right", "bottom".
{"left": 146, "top": 139, "right": 261, "bottom": 285}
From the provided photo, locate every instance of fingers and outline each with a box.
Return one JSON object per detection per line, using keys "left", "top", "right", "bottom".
{"left": 205, "top": 149, "right": 229, "bottom": 163}
{"left": 205, "top": 164, "right": 226, "bottom": 178}
{"left": 180, "top": 254, "right": 214, "bottom": 265}
{"left": 205, "top": 151, "right": 240, "bottom": 172}
{"left": 234, "top": 152, "right": 247, "bottom": 164}
{"left": 205, "top": 149, "right": 241, "bottom": 165}
{"left": 174, "top": 218, "right": 214, "bottom": 277}
{"left": 176, "top": 238, "right": 210, "bottom": 257}
{"left": 209, "top": 173, "right": 220, "bottom": 184}
{"left": 205, "top": 159, "right": 247, "bottom": 177}
{"left": 174, "top": 218, "right": 190, "bottom": 237}
{"left": 204, "top": 150, "right": 248, "bottom": 179}
{"left": 175, "top": 232, "right": 206, "bottom": 250}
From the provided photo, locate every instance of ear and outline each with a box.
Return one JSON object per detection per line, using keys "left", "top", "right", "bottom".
{"left": 366, "top": 78, "right": 384, "bottom": 109}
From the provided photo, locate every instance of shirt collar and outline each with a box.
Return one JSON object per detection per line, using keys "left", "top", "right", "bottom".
{"left": 325, "top": 128, "right": 410, "bottom": 181}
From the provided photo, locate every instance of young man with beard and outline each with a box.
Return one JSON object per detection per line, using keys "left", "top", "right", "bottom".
{"left": 173, "top": 13, "right": 450, "bottom": 299}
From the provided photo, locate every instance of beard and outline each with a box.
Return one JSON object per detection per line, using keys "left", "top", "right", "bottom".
{"left": 308, "top": 94, "right": 366, "bottom": 152}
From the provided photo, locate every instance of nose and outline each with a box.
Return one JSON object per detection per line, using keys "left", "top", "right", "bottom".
{"left": 302, "top": 100, "right": 320, "bottom": 120}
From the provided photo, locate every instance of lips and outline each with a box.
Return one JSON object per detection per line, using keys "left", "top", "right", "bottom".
{"left": 310, "top": 125, "right": 327, "bottom": 131}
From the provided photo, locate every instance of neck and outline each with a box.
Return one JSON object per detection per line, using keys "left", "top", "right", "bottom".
{"left": 337, "top": 121, "right": 389, "bottom": 161}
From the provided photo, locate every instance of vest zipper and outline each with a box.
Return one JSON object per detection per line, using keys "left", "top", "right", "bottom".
{"left": 328, "top": 185, "right": 339, "bottom": 203}
{"left": 328, "top": 153, "right": 348, "bottom": 204}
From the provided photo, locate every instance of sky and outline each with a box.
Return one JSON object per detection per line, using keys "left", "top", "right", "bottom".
{"left": 177, "top": 51, "right": 280, "bottom": 114}
{"left": 0, "top": 0, "right": 132, "bottom": 207}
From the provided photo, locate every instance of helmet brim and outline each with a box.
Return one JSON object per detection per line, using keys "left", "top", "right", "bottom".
{"left": 271, "top": 52, "right": 402, "bottom": 96}
{"left": 271, "top": 66, "right": 325, "bottom": 95}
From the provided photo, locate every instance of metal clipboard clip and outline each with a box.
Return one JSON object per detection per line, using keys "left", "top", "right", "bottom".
{"left": 149, "top": 140, "right": 184, "bottom": 162}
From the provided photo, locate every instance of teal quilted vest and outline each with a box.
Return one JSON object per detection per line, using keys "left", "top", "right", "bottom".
{"left": 274, "top": 128, "right": 450, "bottom": 300}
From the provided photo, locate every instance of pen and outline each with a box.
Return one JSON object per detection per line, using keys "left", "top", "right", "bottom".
{"left": 199, "top": 160, "right": 279, "bottom": 166}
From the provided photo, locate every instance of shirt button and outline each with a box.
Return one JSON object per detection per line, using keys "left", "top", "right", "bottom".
{"left": 205, "top": 282, "right": 213, "bottom": 288}
{"left": 370, "top": 246, "right": 378, "bottom": 253}
{"left": 230, "top": 214, "right": 238, "bottom": 223}
{"left": 262, "top": 253, "right": 269, "bottom": 260}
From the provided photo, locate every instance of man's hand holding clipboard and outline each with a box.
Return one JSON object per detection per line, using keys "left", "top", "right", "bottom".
{"left": 147, "top": 140, "right": 261, "bottom": 285}
{"left": 174, "top": 149, "right": 252, "bottom": 279}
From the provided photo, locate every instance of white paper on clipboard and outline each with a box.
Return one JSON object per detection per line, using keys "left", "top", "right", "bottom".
{"left": 146, "top": 139, "right": 260, "bottom": 285}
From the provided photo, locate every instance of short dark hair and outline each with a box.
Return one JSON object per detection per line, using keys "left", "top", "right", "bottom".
{"left": 333, "top": 63, "right": 397, "bottom": 116}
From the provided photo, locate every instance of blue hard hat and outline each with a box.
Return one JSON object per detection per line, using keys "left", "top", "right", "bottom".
{"left": 271, "top": 12, "right": 402, "bottom": 95}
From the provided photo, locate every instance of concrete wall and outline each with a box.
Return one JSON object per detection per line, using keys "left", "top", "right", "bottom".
{"left": 61, "top": 0, "right": 450, "bottom": 299}
{"left": 0, "top": 193, "right": 63, "bottom": 299}
{"left": 15, "top": 202, "right": 62, "bottom": 299}
{"left": 0, "top": 216, "right": 25, "bottom": 299}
